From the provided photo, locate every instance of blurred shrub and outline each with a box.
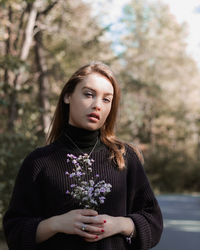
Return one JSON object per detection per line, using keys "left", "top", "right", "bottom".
{"left": 145, "top": 146, "right": 200, "bottom": 193}
{"left": 0, "top": 132, "right": 43, "bottom": 237}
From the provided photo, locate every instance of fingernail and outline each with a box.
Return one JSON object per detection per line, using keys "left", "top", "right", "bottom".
{"left": 101, "top": 229, "right": 104, "bottom": 232}
{"left": 95, "top": 236, "right": 98, "bottom": 239}
{"left": 104, "top": 220, "right": 106, "bottom": 223}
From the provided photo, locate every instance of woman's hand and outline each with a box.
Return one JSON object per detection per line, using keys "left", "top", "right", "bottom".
{"left": 83, "top": 215, "right": 135, "bottom": 242}
{"left": 53, "top": 209, "right": 105, "bottom": 240}
{"left": 36, "top": 210, "right": 135, "bottom": 244}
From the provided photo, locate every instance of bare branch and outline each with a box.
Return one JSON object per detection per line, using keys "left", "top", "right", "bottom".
{"left": 38, "top": 1, "right": 58, "bottom": 16}
{"left": 13, "top": 6, "right": 28, "bottom": 51}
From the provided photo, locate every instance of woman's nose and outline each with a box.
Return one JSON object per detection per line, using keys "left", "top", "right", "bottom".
{"left": 92, "top": 98, "right": 101, "bottom": 111}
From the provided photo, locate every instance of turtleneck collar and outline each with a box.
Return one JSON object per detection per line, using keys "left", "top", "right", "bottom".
{"left": 60, "top": 123, "right": 103, "bottom": 152}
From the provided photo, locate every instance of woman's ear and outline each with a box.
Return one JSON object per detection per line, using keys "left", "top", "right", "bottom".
{"left": 63, "top": 94, "right": 70, "bottom": 104}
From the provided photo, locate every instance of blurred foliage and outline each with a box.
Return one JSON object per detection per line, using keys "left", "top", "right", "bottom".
{"left": 0, "top": 0, "right": 200, "bottom": 242}
{"left": 0, "top": 132, "right": 43, "bottom": 213}
{"left": 144, "top": 146, "right": 200, "bottom": 193}
{"left": 0, "top": 132, "right": 44, "bottom": 238}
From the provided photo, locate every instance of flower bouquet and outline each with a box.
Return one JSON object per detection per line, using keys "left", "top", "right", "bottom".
{"left": 65, "top": 153, "right": 112, "bottom": 210}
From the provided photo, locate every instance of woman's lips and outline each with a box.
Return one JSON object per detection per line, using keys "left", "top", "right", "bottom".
{"left": 87, "top": 113, "right": 100, "bottom": 123}
{"left": 87, "top": 116, "right": 99, "bottom": 123}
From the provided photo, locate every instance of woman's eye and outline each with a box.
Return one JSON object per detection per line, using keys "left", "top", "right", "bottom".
{"left": 84, "top": 92, "right": 93, "bottom": 97}
{"left": 103, "top": 98, "right": 111, "bottom": 103}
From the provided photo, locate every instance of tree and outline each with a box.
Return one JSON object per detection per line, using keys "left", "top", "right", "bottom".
{"left": 0, "top": 0, "right": 115, "bottom": 134}
{"left": 117, "top": 0, "right": 200, "bottom": 191}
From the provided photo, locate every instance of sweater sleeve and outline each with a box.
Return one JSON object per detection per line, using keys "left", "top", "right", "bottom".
{"left": 126, "top": 147, "right": 163, "bottom": 250}
{"left": 3, "top": 153, "right": 44, "bottom": 250}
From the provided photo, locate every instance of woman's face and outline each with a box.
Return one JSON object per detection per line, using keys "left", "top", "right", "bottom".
{"left": 64, "top": 73, "right": 114, "bottom": 131}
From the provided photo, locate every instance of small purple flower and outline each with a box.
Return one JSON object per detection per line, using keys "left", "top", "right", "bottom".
{"left": 70, "top": 184, "right": 76, "bottom": 187}
{"left": 96, "top": 174, "right": 99, "bottom": 178}
{"left": 99, "top": 196, "right": 106, "bottom": 204}
{"left": 65, "top": 171, "right": 69, "bottom": 175}
{"left": 76, "top": 171, "right": 82, "bottom": 177}
{"left": 66, "top": 190, "right": 70, "bottom": 194}
{"left": 89, "top": 187, "right": 94, "bottom": 192}
{"left": 100, "top": 187, "right": 106, "bottom": 193}
{"left": 67, "top": 154, "right": 77, "bottom": 159}
{"left": 88, "top": 192, "right": 93, "bottom": 198}
{"left": 89, "top": 180, "right": 94, "bottom": 186}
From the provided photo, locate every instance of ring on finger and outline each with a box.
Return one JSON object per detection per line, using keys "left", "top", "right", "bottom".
{"left": 81, "top": 224, "right": 87, "bottom": 231}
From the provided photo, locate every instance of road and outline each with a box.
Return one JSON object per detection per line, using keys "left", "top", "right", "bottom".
{"left": 153, "top": 194, "right": 200, "bottom": 250}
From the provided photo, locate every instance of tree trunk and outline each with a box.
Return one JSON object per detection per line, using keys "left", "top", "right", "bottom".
{"left": 6, "top": 6, "right": 19, "bottom": 131}
{"left": 4, "top": 6, "right": 12, "bottom": 96}
{"left": 7, "top": 1, "right": 39, "bottom": 130}
{"left": 34, "top": 30, "right": 51, "bottom": 136}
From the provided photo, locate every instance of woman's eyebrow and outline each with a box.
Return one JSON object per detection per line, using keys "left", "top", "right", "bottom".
{"left": 82, "top": 87, "right": 113, "bottom": 96}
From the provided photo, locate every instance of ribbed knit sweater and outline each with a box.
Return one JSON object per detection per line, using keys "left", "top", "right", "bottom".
{"left": 3, "top": 125, "right": 163, "bottom": 250}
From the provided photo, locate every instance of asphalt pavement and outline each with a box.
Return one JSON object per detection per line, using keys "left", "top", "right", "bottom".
{"left": 153, "top": 194, "right": 200, "bottom": 250}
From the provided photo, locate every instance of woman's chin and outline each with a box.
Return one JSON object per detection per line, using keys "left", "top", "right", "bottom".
{"left": 83, "top": 123, "right": 101, "bottom": 131}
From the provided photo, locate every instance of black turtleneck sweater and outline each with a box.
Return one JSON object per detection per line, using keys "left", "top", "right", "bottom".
{"left": 3, "top": 125, "right": 163, "bottom": 250}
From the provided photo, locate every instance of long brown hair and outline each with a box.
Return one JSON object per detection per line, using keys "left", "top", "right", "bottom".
{"left": 47, "top": 61, "right": 142, "bottom": 169}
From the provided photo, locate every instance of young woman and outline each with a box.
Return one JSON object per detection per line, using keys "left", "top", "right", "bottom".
{"left": 3, "top": 62, "right": 163, "bottom": 250}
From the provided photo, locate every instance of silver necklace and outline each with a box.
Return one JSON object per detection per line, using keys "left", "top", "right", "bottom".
{"left": 65, "top": 133, "right": 99, "bottom": 157}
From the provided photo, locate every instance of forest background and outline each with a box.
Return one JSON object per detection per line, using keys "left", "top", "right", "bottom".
{"left": 0, "top": 0, "right": 200, "bottom": 241}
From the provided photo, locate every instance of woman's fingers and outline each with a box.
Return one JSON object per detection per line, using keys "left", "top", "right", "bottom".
{"left": 74, "top": 223, "right": 102, "bottom": 240}
{"left": 56, "top": 209, "right": 97, "bottom": 235}
{"left": 78, "top": 212, "right": 106, "bottom": 238}
{"left": 80, "top": 209, "right": 98, "bottom": 216}
{"left": 76, "top": 228, "right": 98, "bottom": 239}
{"left": 78, "top": 223, "right": 104, "bottom": 234}
{"left": 57, "top": 209, "right": 106, "bottom": 238}
{"left": 81, "top": 215, "right": 104, "bottom": 225}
